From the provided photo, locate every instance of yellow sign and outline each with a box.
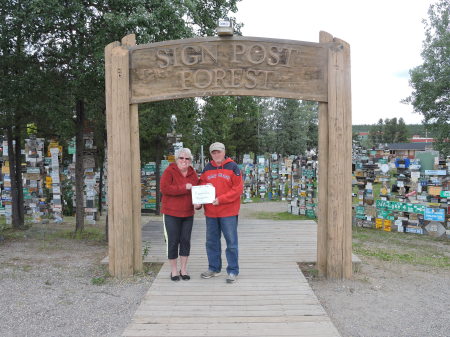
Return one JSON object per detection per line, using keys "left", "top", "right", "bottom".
{"left": 47, "top": 145, "right": 63, "bottom": 157}
{"left": 383, "top": 220, "right": 392, "bottom": 232}
{"left": 375, "top": 218, "right": 383, "bottom": 229}
{"left": 45, "top": 176, "right": 52, "bottom": 188}
{"left": 167, "top": 155, "right": 175, "bottom": 163}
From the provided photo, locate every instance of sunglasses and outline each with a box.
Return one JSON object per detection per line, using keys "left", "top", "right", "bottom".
{"left": 178, "top": 157, "right": 191, "bottom": 161}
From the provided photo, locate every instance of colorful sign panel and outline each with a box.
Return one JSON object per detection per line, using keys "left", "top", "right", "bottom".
{"left": 375, "top": 200, "right": 425, "bottom": 214}
{"left": 424, "top": 208, "right": 445, "bottom": 222}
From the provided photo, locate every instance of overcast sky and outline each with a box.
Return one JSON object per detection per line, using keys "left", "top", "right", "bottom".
{"left": 234, "top": 0, "right": 433, "bottom": 125}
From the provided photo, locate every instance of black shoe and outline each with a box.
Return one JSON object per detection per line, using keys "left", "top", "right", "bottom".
{"left": 170, "top": 273, "right": 180, "bottom": 281}
{"left": 180, "top": 270, "right": 190, "bottom": 280}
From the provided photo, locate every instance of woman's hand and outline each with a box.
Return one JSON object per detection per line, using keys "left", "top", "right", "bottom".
{"left": 194, "top": 204, "right": 202, "bottom": 210}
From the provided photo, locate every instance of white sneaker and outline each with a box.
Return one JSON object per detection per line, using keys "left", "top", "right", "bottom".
{"left": 201, "top": 270, "right": 221, "bottom": 279}
{"left": 226, "top": 273, "right": 237, "bottom": 283}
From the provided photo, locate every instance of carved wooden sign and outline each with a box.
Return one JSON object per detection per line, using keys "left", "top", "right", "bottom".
{"left": 130, "top": 37, "right": 328, "bottom": 103}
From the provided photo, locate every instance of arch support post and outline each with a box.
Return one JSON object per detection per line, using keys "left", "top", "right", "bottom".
{"left": 317, "top": 32, "right": 353, "bottom": 279}
{"left": 105, "top": 35, "right": 142, "bottom": 278}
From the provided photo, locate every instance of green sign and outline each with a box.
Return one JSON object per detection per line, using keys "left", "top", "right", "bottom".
{"left": 375, "top": 200, "right": 425, "bottom": 214}
{"left": 377, "top": 210, "right": 391, "bottom": 219}
{"left": 440, "top": 191, "right": 450, "bottom": 198}
{"left": 303, "top": 169, "right": 315, "bottom": 178}
{"left": 356, "top": 206, "right": 365, "bottom": 215}
{"left": 67, "top": 138, "right": 76, "bottom": 155}
{"left": 306, "top": 209, "right": 316, "bottom": 218}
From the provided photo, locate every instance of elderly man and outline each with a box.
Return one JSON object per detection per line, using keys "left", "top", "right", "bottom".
{"left": 198, "top": 142, "right": 243, "bottom": 283}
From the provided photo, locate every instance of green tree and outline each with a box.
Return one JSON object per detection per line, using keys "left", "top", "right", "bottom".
{"left": 384, "top": 118, "right": 399, "bottom": 143}
{"left": 0, "top": 0, "right": 51, "bottom": 228}
{"left": 199, "top": 96, "right": 234, "bottom": 152}
{"left": 397, "top": 117, "right": 410, "bottom": 142}
{"left": 299, "top": 100, "right": 318, "bottom": 151}
{"left": 32, "top": 0, "right": 239, "bottom": 231}
{"left": 368, "top": 118, "right": 384, "bottom": 146}
{"left": 227, "top": 96, "right": 260, "bottom": 160}
{"left": 405, "top": 0, "right": 450, "bottom": 156}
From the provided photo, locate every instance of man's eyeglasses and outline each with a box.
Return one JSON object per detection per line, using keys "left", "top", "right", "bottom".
{"left": 178, "top": 157, "right": 190, "bottom": 161}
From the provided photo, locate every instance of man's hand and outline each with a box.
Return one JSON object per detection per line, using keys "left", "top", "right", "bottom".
{"left": 186, "top": 183, "right": 192, "bottom": 190}
{"left": 212, "top": 198, "right": 219, "bottom": 206}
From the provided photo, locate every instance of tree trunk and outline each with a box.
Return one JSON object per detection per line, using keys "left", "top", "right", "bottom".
{"left": 14, "top": 125, "right": 25, "bottom": 226}
{"left": 75, "top": 99, "right": 85, "bottom": 233}
{"left": 98, "top": 156, "right": 104, "bottom": 216}
{"left": 6, "top": 126, "right": 23, "bottom": 228}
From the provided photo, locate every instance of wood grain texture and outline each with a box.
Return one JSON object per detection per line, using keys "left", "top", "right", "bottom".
{"left": 317, "top": 31, "right": 334, "bottom": 277}
{"left": 110, "top": 46, "right": 134, "bottom": 277}
{"left": 121, "top": 218, "right": 342, "bottom": 337}
{"left": 121, "top": 34, "right": 143, "bottom": 273}
{"left": 130, "top": 36, "right": 328, "bottom": 103}
{"left": 326, "top": 38, "right": 352, "bottom": 279}
{"left": 105, "top": 40, "right": 120, "bottom": 275}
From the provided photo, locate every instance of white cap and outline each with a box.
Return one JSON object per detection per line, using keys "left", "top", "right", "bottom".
{"left": 209, "top": 142, "right": 225, "bottom": 153}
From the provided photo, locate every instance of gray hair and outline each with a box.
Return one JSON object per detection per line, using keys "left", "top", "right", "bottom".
{"left": 175, "top": 148, "right": 193, "bottom": 161}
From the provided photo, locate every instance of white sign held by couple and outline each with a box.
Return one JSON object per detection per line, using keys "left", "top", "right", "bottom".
{"left": 191, "top": 185, "right": 215, "bottom": 204}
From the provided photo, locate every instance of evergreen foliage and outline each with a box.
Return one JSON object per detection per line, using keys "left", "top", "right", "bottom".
{"left": 405, "top": 0, "right": 450, "bottom": 156}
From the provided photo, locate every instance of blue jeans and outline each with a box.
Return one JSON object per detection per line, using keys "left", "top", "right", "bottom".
{"left": 205, "top": 216, "right": 239, "bottom": 275}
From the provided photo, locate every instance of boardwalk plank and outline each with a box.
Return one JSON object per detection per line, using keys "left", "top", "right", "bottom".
{"left": 121, "top": 218, "right": 342, "bottom": 337}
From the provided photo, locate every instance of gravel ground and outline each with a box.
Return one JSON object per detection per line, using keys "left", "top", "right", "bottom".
{"left": 1, "top": 201, "right": 449, "bottom": 337}
{"left": 305, "top": 259, "right": 450, "bottom": 337}
{"left": 0, "top": 237, "right": 158, "bottom": 337}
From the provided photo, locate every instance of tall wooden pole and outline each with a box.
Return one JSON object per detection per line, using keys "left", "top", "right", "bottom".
{"left": 317, "top": 31, "right": 333, "bottom": 276}
{"left": 105, "top": 38, "right": 142, "bottom": 277}
{"left": 317, "top": 32, "right": 353, "bottom": 279}
{"left": 121, "top": 34, "right": 143, "bottom": 274}
{"left": 105, "top": 40, "right": 120, "bottom": 275}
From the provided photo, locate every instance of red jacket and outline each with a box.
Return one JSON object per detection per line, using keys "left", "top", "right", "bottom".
{"left": 160, "top": 163, "right": 199, "bottom": 217}
{"left": 199, "top": 157, "right": 243, "bottom": 217}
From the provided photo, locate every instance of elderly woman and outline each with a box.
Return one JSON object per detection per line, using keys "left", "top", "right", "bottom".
{"left": 160, "top": 148, "right": 199, "bottom": 281}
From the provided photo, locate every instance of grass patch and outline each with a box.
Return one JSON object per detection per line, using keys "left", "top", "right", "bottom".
{"left": 91, "top": 276, "right": 107, "bottom": 285}
{"left": 298, "top": 262, "right": 320, "bottom": 281}
{"left": 255, "top": 212, "right": 314, "bottom": 221}
{"left": 352, "top": 227, "right": 450, "bottom": 268}
{"left": 0, "top": 222, "right": 106, "bottom": 243}
{"left": 90, "top": 262, "right": 162, "bottom": 285}
{"left": 51, "top": 227, "right": 106, "bottom": 242}
{"left": 242, "top": 197, "right": 283, "bottom": 204}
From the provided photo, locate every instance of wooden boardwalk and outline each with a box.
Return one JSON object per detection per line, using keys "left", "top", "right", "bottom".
{"left": 121, "top": 217, "right": 342, "bottom": 337}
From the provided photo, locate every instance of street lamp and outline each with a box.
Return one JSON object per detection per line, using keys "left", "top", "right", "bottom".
{"left": 217, "top": 18, "right": 233, "bottom": 36}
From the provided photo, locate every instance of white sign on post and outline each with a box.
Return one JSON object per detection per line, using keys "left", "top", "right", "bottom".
{"left": 191, "top": 185, "right": 215, "bottom": 204}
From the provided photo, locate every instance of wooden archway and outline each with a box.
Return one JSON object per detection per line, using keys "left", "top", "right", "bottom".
{"left": 105, "top": 32, "right": 352, "bottom": 279}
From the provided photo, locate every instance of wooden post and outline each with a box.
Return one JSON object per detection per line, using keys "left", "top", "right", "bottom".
{"left": 317, "top": 31, "right": 333, "bottom": 277}
{"left": 108, "top": 45, "right": 134, "bottom": 277}
{"left": 121, "top": 34, "right": 143, "bottom": 273}
{"left": 105, "top": 40, "right": 120, "bottom": 275}
{"left": 323, "top": 34, "right": 353, "bottom": 279}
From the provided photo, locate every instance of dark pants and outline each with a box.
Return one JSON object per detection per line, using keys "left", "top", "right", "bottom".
{"left": 163, "top": 214, "right": 193, "bottom": 259}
